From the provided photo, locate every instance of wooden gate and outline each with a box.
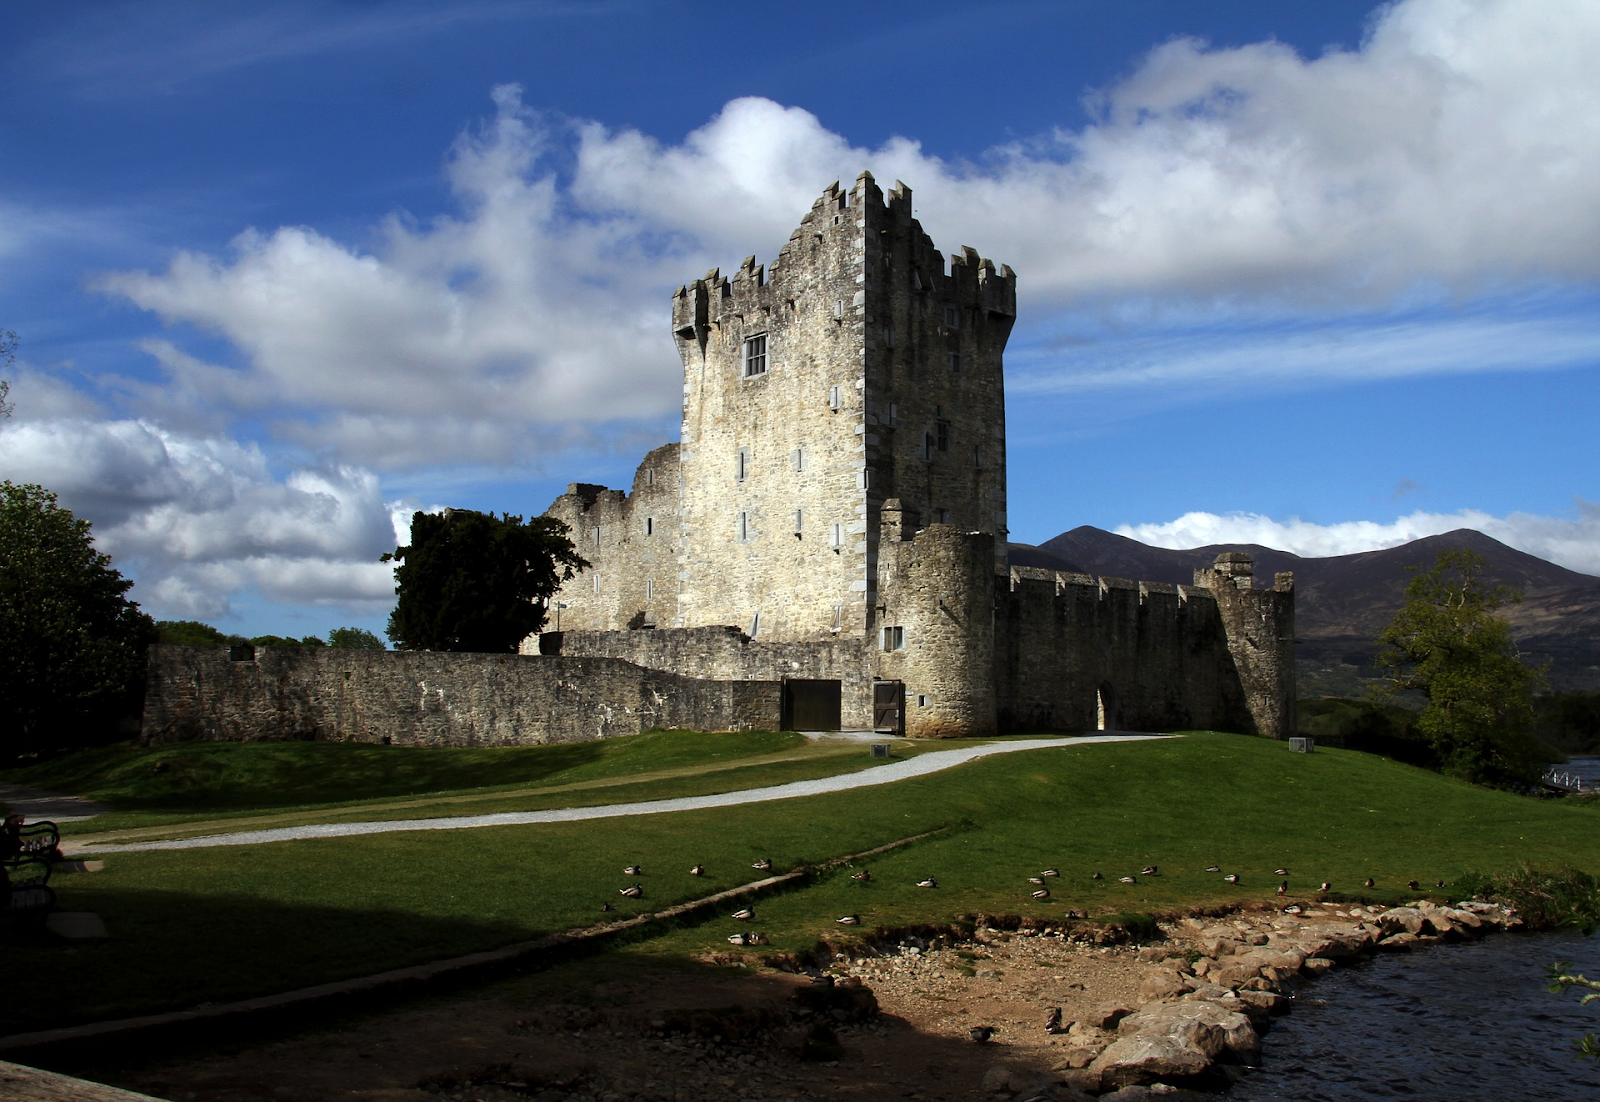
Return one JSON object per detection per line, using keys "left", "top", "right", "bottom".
{"left": 873, "top": 680, "right": 904, "bottom": 735}
{"left": 782, "top": 679, "right": 842, "bottom": 731}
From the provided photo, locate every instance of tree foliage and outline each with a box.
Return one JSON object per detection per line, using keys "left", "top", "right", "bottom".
{"left": 384, "top": 509, "right": 587, "bottom": 653}
{"left": 327, "top": 626, "right": 386, "bottom": 650}
{"left": 1, "top": 327, "right": 15, "bottom": 418}
{"left": 156, "top": 619, "right": 240, "bottom": 645}
{"left": 0, "top": 481, "right": 155, "bottom": 757}
{"left": 1374, "top": 548, "right": 1551, "bottom": 789}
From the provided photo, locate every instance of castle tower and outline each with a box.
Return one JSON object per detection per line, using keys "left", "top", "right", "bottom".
{"left": 671, "top": 173, "right": 1016, "bottom": 640}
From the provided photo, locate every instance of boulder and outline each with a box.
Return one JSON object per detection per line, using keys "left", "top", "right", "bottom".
{"left": 1302, "top": 957, "right": 1336, "bottom": 977}
{"left": 1140, "top": 969, "right": 1192, "bottom": 1001}
{"left": 1090, "top": 1027, "right": 1217, "bottom": 1090}
{"left": 1232, "top": 989, "right": 1289, "bottom": 1020}
{"left": 1378, "top": 931, "right": 1420, "bottom": 952}
{"left": 1121, "top": 1000, "right": 1260, "bottom": 1064}
{"left": 1375, "top": 907, "right": 1428, "bottom": 935}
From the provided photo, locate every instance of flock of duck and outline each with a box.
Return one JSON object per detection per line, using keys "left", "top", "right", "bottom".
{"left": 598, "top": 859, "right": 1450, "bottom": 931}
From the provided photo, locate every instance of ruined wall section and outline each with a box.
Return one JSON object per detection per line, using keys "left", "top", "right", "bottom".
{"left": 539, "top": 626, "right": 875, "bottom": 728}
{"left": 142, "top": 645, "right": 780, "bottom": 746}
{"left": 671, "top": 180, "right": 874, "bottom": 641}
{"left": 538, "top": 443, "right": 681, "bottom": 634}
{"left": 873, "top": 502, "right": 999, "bottom": 737}
{"left": 994, "top": 568, "right": 1247, "bottom": 733}
{"left": 862, "top": 179, "right": 1014, "bottom": 567}
{"left": 1195, "top": 552, "right": 1298, "bottom": 740}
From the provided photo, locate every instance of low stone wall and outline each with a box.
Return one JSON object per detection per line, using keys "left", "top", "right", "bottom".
{"left": 141, "top": 645, "right": 781, "bottom": 746}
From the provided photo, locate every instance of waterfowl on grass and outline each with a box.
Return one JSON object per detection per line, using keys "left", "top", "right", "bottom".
{"left": 689, "top": 864, "right": 705, "bottom": 877}
{"left": 601, "top": 902, "right": 615, "bottom": 913}
{"left": 728, "top": 933, "right": 750, "bottom": 946}
{"left": 622, "top": 864, "right": 643, "bottom": 876}
{"left": 836, "top": 914, "right": 860, "bottom": 926}
{"left": 1364, "top": 878, "right": 1376, "bottom": 889}
{"left": 619, "top": 884, "right": 643, "bottom": 898}
{"left": 1319, "top": 882, "right": 1331, "bottom": 893}
{"left": 1141, "top": 866, "right": 1159, "bottom": 877}
{"left": 1040, "top": 868, "right": 1060, "bottom": 878}
{"left": 752, "top": 858, "right": 773, "bottom": 872}
{"left": 1277, "top": 881, "right": 1287, "bottom": 897}
{"left": 1273, "top": 868, "right": 1289, "bottom": 877}
{"left": 1408, "top": 879, "right": 1421, "bottom": 891}
{"left": 917, "top": 877, "right": 938, "bottom": 889}
{"left": 1283, "top": 904, "right": 1304, "bottom": 915}
{"left": 1092, "top": 872, "right": 1104, "bottom": 880}
{"left": 1119, "top": 876, "right": 1137, "bottom": 885}
{"left": 1027, "top": 877, "right": 1046, "bottom": 885}
{"left": 850, "top": 869, "right": 871, "bottom": 882}
{"left": 1204, "top": 865, "right": 1221, "bottom": 873}
{"left": 731, "top": 907, "right": 754, "bottom": 921}
{"left": 1223, "top": 873, "right": 1240, "bottom": 885}
{"left": 1436, "top": 879, "right": 1448, "bottom": 888}
{"left": 1032, "top": 888, "right": 1051, "bottom": 900}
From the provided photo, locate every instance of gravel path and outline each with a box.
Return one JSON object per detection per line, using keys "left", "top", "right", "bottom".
{"left": 71, "top": 734, "right": 1172, "bottom": 855}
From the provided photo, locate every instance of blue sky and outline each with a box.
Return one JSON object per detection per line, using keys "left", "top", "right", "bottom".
{"left": 3, "top": 0, "right": 1598, "bottom": 640}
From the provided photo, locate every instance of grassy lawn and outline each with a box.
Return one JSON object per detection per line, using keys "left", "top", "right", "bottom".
{"left": 4, "top": 730, "right": 1598, "bottom": 1035}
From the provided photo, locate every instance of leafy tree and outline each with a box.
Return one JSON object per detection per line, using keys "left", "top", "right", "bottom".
{"left": 0, "top": 481, "right": 155, "bottom": 758}
{"left": 1374, "top": 548, "right": 1552, "bottom": 789}
{"left": 156, "top": 619, "right": 241, "bottom": 645}
{"left": 249, "top": 634, "right": 325, "bottom": 647}
{"left": 384, "top": 508, "right": 587, "bottom": 653}
{"left": 327, "top": 626, "right": 386, "bottom": 650}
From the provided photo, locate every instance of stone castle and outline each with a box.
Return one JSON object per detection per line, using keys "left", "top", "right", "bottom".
{"left": 528, "top": 173, "right": 1296, "bottom": 739}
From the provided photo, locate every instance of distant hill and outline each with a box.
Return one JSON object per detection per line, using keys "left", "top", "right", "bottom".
{"left": 1008, "top": 527, "right": 1600, "bottom": 695}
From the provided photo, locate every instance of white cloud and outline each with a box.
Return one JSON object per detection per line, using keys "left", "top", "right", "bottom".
{"left": 0, "top": 419, "right": 402, "bottom": 620}
{"left": 1117, "top": 501, "right": 1600, "bottom": 577}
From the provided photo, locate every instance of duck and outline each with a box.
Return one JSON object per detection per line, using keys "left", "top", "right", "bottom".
{"left": 1283, "top": 904, "right": 1304, "bottom": 915}
{"left": 1032, "top": 888, "right": 1051, "bottom": 900}
{"left": 1044, "top": 1007, "right": 1063, "bottom": 1034}
{"left": 969, "top": 1026, "right": 996, "bottom": 1044}
{"left": 917, "top": 877, "right": 938, "bottom": 889}
{"left": 1119, "top": 876, "right": 1137, "bottom": 885}
{"left": 1407, "top": 879, "right": 1420, "bottom": 891}
{"left": 689, "top": 864, "right": 706, "bottom": 877}
{"left": 748, "top": 932, "right": 769, "bottom": 946}
{"left": 1204, "top": 865, "right": 1222, "bottom": 873}
{"left": 752, "top": 858, "right": 773, "bottom": 872}
{"left": 622, "top": 864, "right": 643, "bottom": 876}
{"left": 1223, "top": 873, "right": 1240, "bottom": 885}
{"left": 601, "top": 902, "right": 615, "bottom": 913}
{"left": 1273, "top": 868, "right": 1289, "bottom": 877}
{"left": 1040, "top": 868, "right": 1060, "bottom": 878}
{"left": 850, "top": 869, "right": 871, "bottom": 882}
{"left": 1027, "top": 876, "right": 1046, "bottom": 885}
{"left": 619, "top": 884, "right": 643, "bottom": 898}
{"left": 731, "top": 907, "right": 754, "bottom": 921}
{"left": 728, "top": 932, "right": 750, "bottom": 946}
{"left": 1364, "top": 877, "right": 1376, "bottom": 889}
{"left": 1276, "top": 881, "right": 1287, "bottom": 897}
{"left": 1318, "top": 881, "right": 1331, "bottom": 893}
{"left": 1141, "top": 866, "right": 1159, "bottom": 877}
{"left": 836, "top": 915, "right": 860, "bottom": 926}
{"left": 1092, "top": 872, "right": 1104, "bottom": 880}
{"left": 1436, "top": 879, "right": 1448, "bottom": 888}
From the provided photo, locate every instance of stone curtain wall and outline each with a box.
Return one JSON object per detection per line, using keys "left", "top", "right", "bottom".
{"left": 538, "top": 627, "right": 876, "bottom": 730}
{"left": 141, "top": 645, "right": 781, "bottom": 746}
{"left": 1194, "top": 554, "right": 1298, "bottom": 740}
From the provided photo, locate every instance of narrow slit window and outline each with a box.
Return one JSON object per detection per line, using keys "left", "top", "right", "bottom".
{"left": 793, "top": 507, "right": 804, "bottom": 534}
{"left": 923, "top": 431, "right": 935, "bottom": 461}
{"left": 644, "top": 516, "right": 654, "bottom": 536}
{"left": 792, "top": 446, "right": 806, "bottom": 472}
{"left": 936, "top": 420, "right": 950, "bottom": 452}
{"left": 750, "top": 611, "right": 762, "bottom": 637}
{"left": 832, "top": 604, "right": 843, "bottom": 632}
{"left": 859, "top": 467, "right": 873, "bottom": 491}
{"left": 645, "top": 577, "right": 654, "bottom": 601}
{"left": 736, "top": 447, "right": 749, "bottom": 482}
{"left": 972, "top": 445, "right": 982, "bottom": 469}
{"left": 934, "top": 507, "right": 951, "bottom": 524}
{"left": 592, "top": 574, "right": 601, "bottom": 595}
{"left": 645, "top": 468, "right": 654, "bottom": 488}
{"left": 831, "top": 523, "right": 844, "bottom": 550}
{"left": 743, "top": 334, "right": 768, "bottom": 377}
{"left": 828, "top": 384, "right": 843, "bottom": 411}
{"left": 738, "top": 511, "right": 749, "bottom": 542}
{"left": 885, "top": 402, "right": 898, "bottom": 428}
{"left": 591, "top": 525, "right": 601, "bottom": 547}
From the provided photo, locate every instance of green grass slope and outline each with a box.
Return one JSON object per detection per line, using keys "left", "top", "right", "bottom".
{"left": 4, "top": 731, "right": 1597, "bottom": 1034}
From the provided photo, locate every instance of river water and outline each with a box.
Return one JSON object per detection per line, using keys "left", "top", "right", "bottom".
{"left": 1224, "top": 930, "right": 1600, "bottom": 1100}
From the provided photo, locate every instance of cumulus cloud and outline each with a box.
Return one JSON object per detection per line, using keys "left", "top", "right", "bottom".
{"left": 1117, "top": 501, "right": 1600, "bottom": 577}
{"left": 100, "top": 0, "right": 1600, "bottom": 473}
{"left": 0, "top": 419, "right": 405, "bottom": 620}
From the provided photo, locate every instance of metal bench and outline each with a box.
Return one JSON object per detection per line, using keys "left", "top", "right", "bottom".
{"left": 1, "top": 816, "right": 61, "bottom": 928}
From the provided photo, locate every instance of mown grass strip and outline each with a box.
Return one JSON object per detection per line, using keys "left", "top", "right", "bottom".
{"left": 6, "top": 731, "right": 1597, "bottom": 1034}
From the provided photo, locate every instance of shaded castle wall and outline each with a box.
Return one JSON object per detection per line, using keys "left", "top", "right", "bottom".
{"left": 1195, "top": 553, "right": 1298, "bottom": 739}
{"left": 538, "top": 627, "right": 875, "bottom": 729}
{"left": 142, "top": 645, "right": 780, "bottom": 746}
{"left": 541, "top": 443, "right": 681, "bottom": 633}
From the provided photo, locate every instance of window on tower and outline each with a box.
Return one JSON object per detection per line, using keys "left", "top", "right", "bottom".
{"left": 743, "top": 334, "right": 768, "bottom": 378}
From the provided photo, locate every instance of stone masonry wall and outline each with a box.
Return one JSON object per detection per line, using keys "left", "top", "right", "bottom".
{"left": 142, "top": 645, "right": 781, "bottom": 746}
{"left": 536, "top": 627, "right": 876, "bottom": 730}
{"left": 1195, "top": 553, "right": 1298, "bottom": 739}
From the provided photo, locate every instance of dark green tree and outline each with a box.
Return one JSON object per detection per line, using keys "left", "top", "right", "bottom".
{"left": 249, "top": 634, "right": 325, "bottom": 647}
{"left": 0, "top": 481, "right": 155, "bottom": 757}
{"left": 1374, "top": 548, "right": 1552, "bottom": 789}
{"left": 327, "top": 626, "right": 386, "bottom": 650}
{"left": 156, "top": 619, "right": 240, "bottom": 645}
{"left": 384, "top": 509, "right": 586, "bottom": 652}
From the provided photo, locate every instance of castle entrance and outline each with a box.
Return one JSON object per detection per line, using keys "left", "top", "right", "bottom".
{"left": 782, "top": 679, "right": 841, "bottom": 731}
{"left": 1097, "top": 682, "right": 1120, "bottom": 731}
{"left": 872, "top": 680, "right": 904, "bottom": 735}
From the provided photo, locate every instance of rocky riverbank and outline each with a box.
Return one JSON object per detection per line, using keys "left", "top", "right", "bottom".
{"left": 94, "top": 898, "right": 1519, "bottom": 1102}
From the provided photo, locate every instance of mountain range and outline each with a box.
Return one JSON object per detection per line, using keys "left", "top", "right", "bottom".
{"left": 1008, "top": 527, "right": 1600, "bottom": 696}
